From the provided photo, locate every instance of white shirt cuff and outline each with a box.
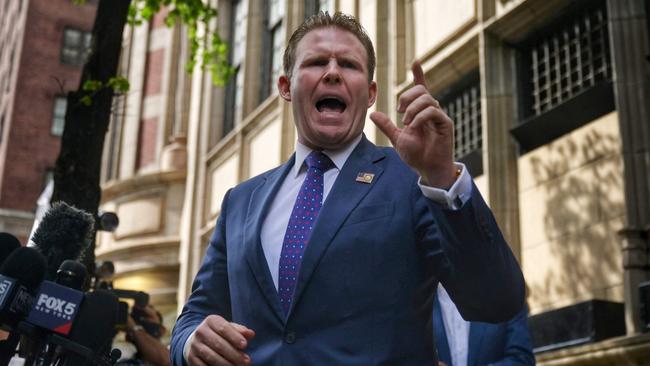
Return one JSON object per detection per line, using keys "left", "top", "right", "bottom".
{"left": 183, "top": 329, "right": 197, "bottom": 364}
{"left": 418, "top": 163, "right": 472, "bottom": 210}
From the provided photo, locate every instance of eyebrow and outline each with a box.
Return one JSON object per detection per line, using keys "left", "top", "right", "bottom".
{"left": 300, "top": 52, "right": 364, "bottom": 66}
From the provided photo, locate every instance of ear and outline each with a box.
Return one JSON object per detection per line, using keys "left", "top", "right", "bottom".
{"left": 278, "top": 75, "right": 292, "bottom": 101}
{"left": 367, "top": 81, "right": 377, "bottom": 108}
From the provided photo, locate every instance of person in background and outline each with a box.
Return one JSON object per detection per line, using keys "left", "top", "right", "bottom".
{"left": 117, "top": 305, "right": 171, "bottom": 366}
{"left": 435, "top": 284, "right": 535, "bottom": 366}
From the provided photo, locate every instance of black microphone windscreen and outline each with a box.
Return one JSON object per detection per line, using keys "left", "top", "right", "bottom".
{"left": 56, "top": 260, "right": 87, "bottom": 290}
{"left": 0, "top": 247, "right": 47, "bottom": 292}
{"left": 31, "top": 202, "right": 95, "bottom": 281}
{"left": 0, "top": 232, "right": 21, "bottom": 266}
{"left": 68, "top": 289, "right": 119, "bottom": 353}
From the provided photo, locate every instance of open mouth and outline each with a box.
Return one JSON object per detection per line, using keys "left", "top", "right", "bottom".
{"left": 316, "top": 97, "right": 347, "bottom": 113}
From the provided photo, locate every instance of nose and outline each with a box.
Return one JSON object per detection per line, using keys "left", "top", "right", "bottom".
{"left": 323, "top": 61, "right": 341, "bottom": 84}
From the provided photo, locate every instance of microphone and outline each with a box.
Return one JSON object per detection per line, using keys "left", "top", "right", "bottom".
{"left": 56, "top": 260, "right": 87, "bottom": 292}
{"left": 20, "top": 263, "right": 119, "bottom": 366}
{"left": 20, "top": 261, "right": 87, "bottom": 365}
{"left": 0, "top": 233, "right": 21, "bottom": 267}
{"left": 30, "top": 202, "right": 95, "bottom": 282}
{"left": 26, "top": 282, "right": 84, "bottom": 336}
{"left": 0, "top": 248, "right": 47, "bottom": 365}
{"left": 57, "top": 289, "right": 120, "bottom": 366}
{"left": 25, "top": 260, "right": 87, "bottom": 336}
{"left": 0, "top": 248, "right": 47, "bottom": 329}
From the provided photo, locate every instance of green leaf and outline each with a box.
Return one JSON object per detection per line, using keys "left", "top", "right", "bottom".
{"left": 82, "top": 80, "right": 103, "bottom": 92}
{"left": 80, "top": 95, "right": 93, "bottom": 106}
{"left": 141, "top": 6, "right": 154, "bottom": 20}
{"left": 107, "top": 77, "right": 130, "bottom": 93}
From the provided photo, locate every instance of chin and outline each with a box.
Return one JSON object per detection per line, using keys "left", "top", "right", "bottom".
{"left": 314, "top": 134, "right": 353, "bottom": 150}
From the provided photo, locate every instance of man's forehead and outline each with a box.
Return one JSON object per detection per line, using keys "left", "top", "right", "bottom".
{"left": 295, "top": 27, "right": 366, "bottom": 55}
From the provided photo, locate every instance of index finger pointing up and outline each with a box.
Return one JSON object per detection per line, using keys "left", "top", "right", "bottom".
{"left": 412, "top": 61, "right": 427, "bottom": 88}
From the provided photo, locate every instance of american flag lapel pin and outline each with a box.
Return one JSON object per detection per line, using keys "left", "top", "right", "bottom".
{"left": 355, "top": 172, "right": 374, "bottom": 184}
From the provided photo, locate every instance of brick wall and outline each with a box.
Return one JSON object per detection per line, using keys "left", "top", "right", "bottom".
{"left": 0, "top": 0, "right": 98, "bottom": 212}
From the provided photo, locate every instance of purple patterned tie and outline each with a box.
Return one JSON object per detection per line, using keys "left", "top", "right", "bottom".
{"left": 278, "top": 151, "right": 334, "bottom": 314}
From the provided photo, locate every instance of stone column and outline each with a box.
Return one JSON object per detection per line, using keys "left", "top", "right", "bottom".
{"left": 607, "top": 0, "right": 650, "bottom": 335}
{"left": 479, "top": 31, "right": 521, "bottom": 259}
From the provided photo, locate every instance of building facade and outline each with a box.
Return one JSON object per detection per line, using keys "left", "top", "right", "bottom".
{"left": 98, "top": 0, "right": 650, "bottom": 362}
{"left": 0, "top": 0, "right": 97, "bottom": 243}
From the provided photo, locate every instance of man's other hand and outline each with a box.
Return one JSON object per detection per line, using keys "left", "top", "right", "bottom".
{"left": 187, "top": 315, "right": 255, "bottom": 366}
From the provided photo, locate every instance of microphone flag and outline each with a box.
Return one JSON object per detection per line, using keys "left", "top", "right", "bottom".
{"left": 26, "top": 281, "right": 83, "bottom": 335}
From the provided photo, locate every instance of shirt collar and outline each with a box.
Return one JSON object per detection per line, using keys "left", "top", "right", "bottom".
{"left": 292, "top": 134, "right": 363, "bottom": 177}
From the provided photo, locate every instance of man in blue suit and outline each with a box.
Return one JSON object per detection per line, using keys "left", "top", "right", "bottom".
{"left": 434, "top": 285, "right": 535, "bottom": 366}
{"left": 171, "top": 12, "right": 525, "bottom": 366}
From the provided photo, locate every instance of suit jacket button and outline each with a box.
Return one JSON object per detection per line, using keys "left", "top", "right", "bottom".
{"left": 285, "top": 331, "right": 296, "bottom": 344}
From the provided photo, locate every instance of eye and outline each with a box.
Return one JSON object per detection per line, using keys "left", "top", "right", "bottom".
{"left": 308, "top": 58, "right": 328, "bottom": 67}
{"left": 339, "top": 60, "right": 357, "bottom": 69}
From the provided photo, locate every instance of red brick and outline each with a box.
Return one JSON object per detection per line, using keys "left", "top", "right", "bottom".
{"left": 136, "top": 116, "right": 158, "bottom": 170}
{"left": 143, "top": 49, "right": 164, "bottom": 96}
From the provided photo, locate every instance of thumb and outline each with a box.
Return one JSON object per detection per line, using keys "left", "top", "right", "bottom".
{"left": 370, "top": 111, "right": 400, "bottom": 145}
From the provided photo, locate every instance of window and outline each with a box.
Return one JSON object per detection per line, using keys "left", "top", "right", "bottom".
{"left": 437, "top": 71, "right": 483, "bottom": 176}
{"left": 260, "top": 0, "right": 285, "bottom": 101}
{"left": 304, "top": 0, "right": 332, "bottom": 17}
{"left": 512, "top": 0, "right": 614, "bottom": 151}
{"left": 223, "top": 0, "right": 248, "bottom": 137}
{"left": 61, "top": 28, "right": 92, "bottom": 66}
{"left": 52, "top": 97, "right": 67, "bottom": 136}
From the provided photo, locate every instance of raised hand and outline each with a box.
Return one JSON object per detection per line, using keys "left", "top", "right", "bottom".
{"left": 370, "top": 61, "right": 457, "bottom": 189}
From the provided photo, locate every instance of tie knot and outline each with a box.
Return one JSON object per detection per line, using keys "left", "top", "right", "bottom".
{"left": 305, "top": 151, "right": 334, "bottom": 172}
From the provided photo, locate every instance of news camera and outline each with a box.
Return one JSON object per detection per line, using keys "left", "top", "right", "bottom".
{"left": 91, "top": 261, "right": 161, "bottom": 339}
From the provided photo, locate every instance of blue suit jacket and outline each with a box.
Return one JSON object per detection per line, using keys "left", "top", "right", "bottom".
{"left": 434, "top": 294, "right": 535, "bottom": 366}
{"left": 171, "top": 137, "right": 525, "bottom": 365}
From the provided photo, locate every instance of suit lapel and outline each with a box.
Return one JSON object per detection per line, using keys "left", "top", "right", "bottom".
{"left": 467, "top": 322, "right": 485, "bottom": 366}
{"left": 243, "top": 156, "right": 295, "bottom": 323}
{"left": 290, "top": 138, "right": 385, "bottom": 315}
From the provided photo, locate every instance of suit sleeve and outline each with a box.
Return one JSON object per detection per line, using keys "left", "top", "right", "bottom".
{"left": 170, "top": 190, "right": 233, "bottom": 365}
{"left": 488, "top": 307, "right": 536, "bottom": 366}
{"left": 417, "top": 181, "right": 526, "bottom": 323}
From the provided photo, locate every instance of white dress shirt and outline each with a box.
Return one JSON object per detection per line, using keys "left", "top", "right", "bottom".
{"left": 438, "top": 284, "right": 470, "bottom": 366}
{"left": 184, "top": 136, "right": 474, "bottom": 360}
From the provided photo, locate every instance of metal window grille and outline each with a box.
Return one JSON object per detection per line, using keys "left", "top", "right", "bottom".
{"left": 439, "top": 77, "right": 482, "bottom": 161}
{"left": 525, "top": 3, "right": 611, "bottom": 118}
